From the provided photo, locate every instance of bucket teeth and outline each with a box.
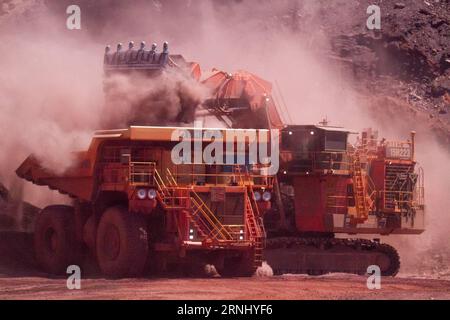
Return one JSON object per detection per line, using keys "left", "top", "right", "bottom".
{"left": 104, "top": 41, "right": 169, "bottom": 69}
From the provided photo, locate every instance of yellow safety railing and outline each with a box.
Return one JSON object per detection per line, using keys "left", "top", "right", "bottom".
{"left": 365, "top": 174, "right": 377, "bottom": 212}
{"left": 129, "top": 161, "right": 156, "bottom": 186}
{"left": 189, "top": 192, "right": 233, "bottom": 240}
{"left": 351, "top": 151, "right": 369, "bottom": 222}
{"left": 382, "top": 190, "right": 422, "bottom": 211}
{"left": 163, "top": 167, "right": 235, "bottom": 241}
{"left": 245, "top": 187, "right": 265, "bottom": 267}
{"left": 282, "top": 151, "right": 352, "bottom": 173}
{"left": 167, "top": 163, "right": 273, "bottom": 188}
{"left": 415, "top": 167, "right": 425, "bottom": 208}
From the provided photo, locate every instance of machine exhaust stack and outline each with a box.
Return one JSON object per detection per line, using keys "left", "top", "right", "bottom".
{"left": 411, "top": 130, "right": 416, "bottom": 161}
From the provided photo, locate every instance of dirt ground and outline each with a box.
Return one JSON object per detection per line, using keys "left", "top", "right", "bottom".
{"left": 0, "top": 274, "right": 449, "bottom": 300}
{"left": 0, "top": 232, "right": 449, "bottom": 300}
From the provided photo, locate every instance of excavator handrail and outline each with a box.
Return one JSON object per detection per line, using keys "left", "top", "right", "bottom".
{"left": 282, "top": 150, "right": 353, "bottom": 172}
{"left": 167, "top": 163, "right": 273, "bottom": 187}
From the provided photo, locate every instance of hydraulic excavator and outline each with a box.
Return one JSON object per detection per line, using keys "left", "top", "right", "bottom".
{"left": 200, "top": 68, "right": 425, "bottom": 276}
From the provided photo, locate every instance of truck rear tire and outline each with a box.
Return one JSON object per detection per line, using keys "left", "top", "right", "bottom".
{"left": 34, "top": 205, "right": 78, "bottom": 275}
{"left": 96, "top": 206, "right": 148, "bottom": 278}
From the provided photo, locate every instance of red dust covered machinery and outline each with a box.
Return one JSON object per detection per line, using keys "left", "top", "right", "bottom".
{"left": 16, "top": 40, "right": 425, "bottom": 277}
{"left": 16, "top": 126, "right": 272, "bottom": 277}
{"left": 198, "top": 51, "right": 425, "bottom": 276}
{"left": 264, "top": 125, "right": 425, "bottom": 276}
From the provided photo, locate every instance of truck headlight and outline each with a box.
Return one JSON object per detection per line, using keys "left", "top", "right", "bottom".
{"left": 137, "top": 188, "right": 147, "bottom": 200}
{"left": 148, "top": 189, "right": 157, "bottom": 199}
{"left": 262, "top": 191, "right": 271, "bottom": 201}
{"left": 254, "top": 191, "right": 261, "bottom": 201}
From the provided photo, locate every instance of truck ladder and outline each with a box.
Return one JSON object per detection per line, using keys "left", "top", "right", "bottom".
{"left": 246, "top": 187, "right": 265, "bottom": 269}
{"left": 154, "top": 168, "right": 233, "bottom": 241}
{"left": 352, "top": 152, "right": 369, "bottom": 222}
{"left": 153, "top": 169, "right": 190, "bottom": 209}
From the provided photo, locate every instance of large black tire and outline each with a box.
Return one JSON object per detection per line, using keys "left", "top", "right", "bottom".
{"left": 96, "top": 206, "right": 149, "bottom": 278}
{"left": 34, "top": 205, "right": 78, "bottom": 275}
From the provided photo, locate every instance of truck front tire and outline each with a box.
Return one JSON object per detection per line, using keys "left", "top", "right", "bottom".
{"left": 96, "top": 206, "right": 148, "bottom": 277}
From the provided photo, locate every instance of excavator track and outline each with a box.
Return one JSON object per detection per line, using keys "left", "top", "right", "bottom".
{"left": 264, "top": 237, "right": 400, "bottom": 276}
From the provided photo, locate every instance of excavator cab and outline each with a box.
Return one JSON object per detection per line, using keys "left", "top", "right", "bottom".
{"left": 280, "top": 125, "right": 352, "bottom": 175}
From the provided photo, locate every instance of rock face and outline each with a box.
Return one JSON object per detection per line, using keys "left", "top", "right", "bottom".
{"left": 0, "top": 182, "right": 39, "bottom": 232}
{"left": 326, "top": 0, "right": 449, "bottom": 125}
{"left": 432, "top": 71, "right": 450, "bottom": 97}
{"left": 333, "top": 0, "right": 449, "bottom": 79}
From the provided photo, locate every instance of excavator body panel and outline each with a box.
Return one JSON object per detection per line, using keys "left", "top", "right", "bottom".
{"left": 273, "top": 125, "right": 425, "bottom": 236}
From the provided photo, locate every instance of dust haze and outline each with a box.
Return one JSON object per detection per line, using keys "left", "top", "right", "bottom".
{"left": 103, "top": 70, "right": 208, "bottom": 128}
{"left": 0, "top": 0, "right": 448, "bottom": 274}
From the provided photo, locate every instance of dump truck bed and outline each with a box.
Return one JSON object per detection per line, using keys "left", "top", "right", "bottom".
{"left": 16, "top": 155, "right": 94, "bottom": 201}
{"left": 15, "top": 126, "right": 271, "bottom": 201}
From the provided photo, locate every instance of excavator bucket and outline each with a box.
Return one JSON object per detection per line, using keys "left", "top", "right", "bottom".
{"left": 102, "top": 41, "right": 203, "bottom": 127}
{"left": 104, "top": 41, "right": 201, "bottom": 78}
{"left": 202, "top": 70, "right": 284, "bottom": 129}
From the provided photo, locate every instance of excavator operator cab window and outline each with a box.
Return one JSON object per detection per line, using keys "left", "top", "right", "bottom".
{"left": 324, "top": 131, "right": 347, "bottom": 151}
{"left": 281, "top": 126, "right": 350, "bottom": 172}
{"left": 281, "top": 128, "right": 319, "bottom": 154}
{"left": 281, "top": 127, "right": 319, "bottom": 173}
{"left": 319, "top": 130, "right": 348, "bottom": 171}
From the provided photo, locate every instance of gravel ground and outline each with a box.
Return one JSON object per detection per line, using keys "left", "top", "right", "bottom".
{"left": 0, "top": 273, "right": 449, "bottom": 300}
{"left": 0, "top": 232, "right": 448, "bottom": 300}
